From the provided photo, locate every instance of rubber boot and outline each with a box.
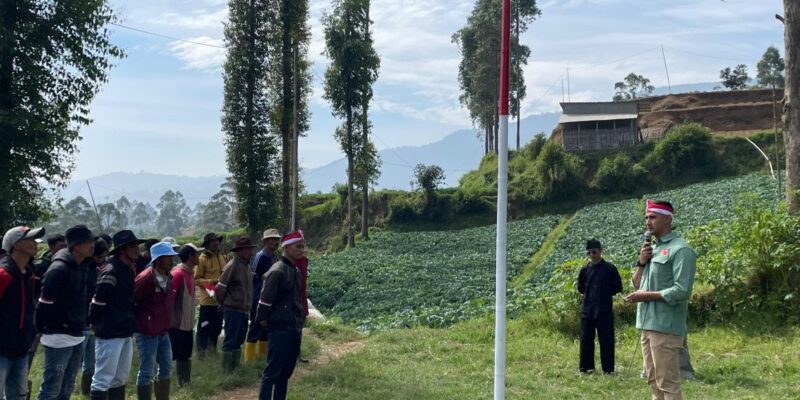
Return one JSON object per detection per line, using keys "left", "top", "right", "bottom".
{"left": 91, "top": 391, "right": 109, "bottom": 400}
{"left": 108, "top": 385, "right": 126, "bottom": 400}
{"left": 243, "top": 342, "right": 256, "bottom": 363}
{"left": 176, "top": 360, "right": 191, "bottom": 386}
{"left": 221, "top": 351, "right": 233, "bottom": 372}
{"left": 81, "top": 373, "right": 93, "bottom": 396}
{"left": 231, "top": 349, "right": 242, "bottom": 370}
{"left": 256, "top": 340, "right": 268, "bottom": 358}
{"left": 137, "top": 384, "right": 153, "bottom": 400}
{"left": 26, "top": 380, "right": 31, "bottom": 400}
{"left": 154, "top": 379, "right": 170, "bottom": 400}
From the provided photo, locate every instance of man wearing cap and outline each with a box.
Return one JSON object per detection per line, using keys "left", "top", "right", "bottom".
{"left": 625, "top": 200, "right": 697, "bottom": 400}
{"left": 0, "top": 226, "right": 44, "bottom": 400}
{"left": 215, "top": 237, "right": 256, "bottom": 372}
{"left": 170, "top": 244, "right": 200, "bottom": 386}
{"left": 577, "top": 238, "right": 622, "bottom": 374}
{"left": 89, "top": 230, "right": 144, "bottom": 400}
{"left": 133, "top": 242, "right": 177, "bottom": 400}
{"left": 33, "top": 234, "right": 66, "bottom": 302}
{"left": 36, "top": 225, "right": 95, "bottom": 400}
{"left": 80, "top": 238, "right": 110, "bottom": 396}
{"left": 256, "top": 231, "right": 307, "bottom": 400}
{"left": 194, "top": 232, "right": 228, "bottom": 357}
{"left": 244, "top": 229, "right": 282, "bottom": 363}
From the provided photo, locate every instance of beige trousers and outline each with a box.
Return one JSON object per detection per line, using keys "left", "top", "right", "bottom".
{"left": 641, "top": 330, "right": 684, "bottom": 400}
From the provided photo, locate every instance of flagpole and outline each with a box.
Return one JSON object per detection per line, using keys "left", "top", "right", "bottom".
{"left": 494, "top": 1, "right": 511, "bottom": 399}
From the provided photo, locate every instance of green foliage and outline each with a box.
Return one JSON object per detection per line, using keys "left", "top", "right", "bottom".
{"left": 222, "top": 0, "right": 281, "bottom": 236}
{"left": 687, "top": 196, "right": 800, "bottom": 322}
{"left": 413, "top": 164, "right": 446, "bottom": 207}
{"left": 612, "top": 72, "right": 655, "bottom": 101}
{"left": 156, "top": 190, "right": 188, "bottom": 237}
{"left": 642, "top": 123, "right": 715, "bottom": 178}
{"left": 0, "top": 0, "right": 125, "bottom": 227}
{"left": 591, "top": 153, "right": 646, "bottom": 193}
{"left": 756, "top": 45, "right": 785, "bottom": 88}
{"left": 720, "top": 64, "right": 750, "bottom": 90}
{"left": 528, "top": 140, "right": 583, "bottom": 202}
{"left": 309, "top": 215, "right": 558, "bottom": 331}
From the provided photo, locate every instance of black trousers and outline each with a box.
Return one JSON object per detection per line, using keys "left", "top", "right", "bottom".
{"left": 197, "top": 305, "right": 223, "bottom": 351}
{"left": 258, "top": 328, "right": 302, "bottom": 400}
{"left": 579, "top": 316, "right": 615, "bottom": 373}
{"left": 169, "top": 329, "right": 194, "bottom": 361}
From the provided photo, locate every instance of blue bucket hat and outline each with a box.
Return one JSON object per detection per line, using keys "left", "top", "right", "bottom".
{"left": 148, "top": 241, "right": 178, "bottom": 266}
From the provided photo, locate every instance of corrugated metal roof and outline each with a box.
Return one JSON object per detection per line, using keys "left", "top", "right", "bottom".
{"left": 559, "top": 113, "right": 637, "bottom": 123}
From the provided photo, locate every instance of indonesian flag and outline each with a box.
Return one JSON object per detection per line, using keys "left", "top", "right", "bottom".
{"left": 646, "top": 199, "right": 674, "bottom": 216}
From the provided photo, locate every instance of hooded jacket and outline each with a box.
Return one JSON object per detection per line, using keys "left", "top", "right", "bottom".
{"left": 35, "top": 249, "right": 88, "bottom": 337}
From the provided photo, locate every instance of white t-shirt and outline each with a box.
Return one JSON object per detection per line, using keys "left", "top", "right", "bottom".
{"left": 40, "top": 334, "right": 85, "bottom": 349}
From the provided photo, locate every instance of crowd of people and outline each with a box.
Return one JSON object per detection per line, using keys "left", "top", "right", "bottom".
{"left": 0, "top": 224, "right": 309, "bottom": 400}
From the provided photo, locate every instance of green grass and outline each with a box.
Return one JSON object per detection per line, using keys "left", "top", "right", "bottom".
{"left": 26, "top": 320, "right": 360, "bottom": 399}
{"left": 289, "top": 314, "right": 800, "bottom": 399}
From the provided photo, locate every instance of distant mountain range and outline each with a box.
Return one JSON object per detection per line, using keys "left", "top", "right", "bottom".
{"left": 62, "top": 82, "right": 720, "bottom": 204}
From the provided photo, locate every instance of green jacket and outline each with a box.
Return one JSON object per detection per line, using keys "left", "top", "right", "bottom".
{"left": 636, "top": 231, "right": 696, "bottom": 337}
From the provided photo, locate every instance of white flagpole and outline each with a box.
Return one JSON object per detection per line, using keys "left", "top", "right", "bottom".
{"left": 494, "top": 1, "right": 511, "bottom": 399}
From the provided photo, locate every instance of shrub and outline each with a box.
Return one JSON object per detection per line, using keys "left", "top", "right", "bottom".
{"left": 530, "top": 141, "right": 584, "bottom": 202}
{"left": 642, "top": 123, "right": 715, "bottom": 178}
{"left": 591, "top": 153, "right": 647, "bottom": 193}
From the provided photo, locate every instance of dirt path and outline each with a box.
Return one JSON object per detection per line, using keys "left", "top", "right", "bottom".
{"left": 216, "top": 340, "right": 364, "bottom": 399}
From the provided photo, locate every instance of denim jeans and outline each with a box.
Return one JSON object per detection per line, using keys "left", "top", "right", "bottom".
{"left": 38, "top": 344, "right": 84, "bottom": 400}
{"left": 258, "top": 329, "right": 301, "bottom": 400}
{"left": 134, "top": 334, "right": 172, "bottom": 386}
{"left": 91, "top": 337, "right": 133, "bottom": 392}
{"left": 222, "top": 309, "right": 248, "bottom": 352}
{"left": 82, "top": 333, "right": 96, "bottom": 376}
{"left": 0, "top": 355, "right": 29, "bottom": 400}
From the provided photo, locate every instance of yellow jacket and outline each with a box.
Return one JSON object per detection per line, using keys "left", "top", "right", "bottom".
{"left": 194, "top": 250, "right": 229, "bottom": 306}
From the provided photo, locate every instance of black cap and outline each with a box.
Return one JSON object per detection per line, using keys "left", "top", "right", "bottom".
{"left": 110, "top": 230, "right": 146, "bottom": 254}
{"left": 66, "top": 225, "right": 94, "bottom": 249}
{"left": 93, "top": 237, "right": 109, "bottom": 256}
{"left": 586, "top": 238, "right": 602, "bottom": 250}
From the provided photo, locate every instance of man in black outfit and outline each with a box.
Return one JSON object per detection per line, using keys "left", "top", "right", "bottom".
{"left": 577, "top": 238, "right": 622, "bottom": 374}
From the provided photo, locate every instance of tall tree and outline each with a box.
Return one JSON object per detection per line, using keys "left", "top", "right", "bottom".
{"left": 322, "top": 0, "right": 380, "bottom": 247}
{"left": 613, "top": 73, "right": 655, "bottom": 101}
{"left": 783, "top": 2, "right": 800, "bottom": 213}
{"left": 271, "top": 0, "right": 312, "bottom": 228}
{"left": 719, "top": 64, "right": 750, "bottom": 91}
{"left": 156, "top": 190, "right": 187, "bottom": 237}
{"left": 0, "top": 0, "right": 124, "bottom": 228}
{"left": 223, "top": 0, "right": 281, "bottom": 237}
{"left": 757, "top": 45, "right": 785, "bottom": 88}
{"left": 452, "top": 0, "right": 540, "bottom": 155}
{"left": 359, "top": 2, "right": 379, "bottom": 240}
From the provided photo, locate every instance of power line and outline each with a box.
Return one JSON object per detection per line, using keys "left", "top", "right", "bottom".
{"left": 663, "top": 45, "right": 743, "bottom": 62}
{"left": 110, "top": 22, "right": 226, "bottom": 49}
{"left": 570, "top": 46, "right": 660, "bottom": 70}
{"left": 370, "top": 132, "right": 414, "bottom": 168}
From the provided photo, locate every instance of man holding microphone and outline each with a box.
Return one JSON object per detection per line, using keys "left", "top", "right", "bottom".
{"left": 625, "top": 200, "right": 696, "bottom": 400}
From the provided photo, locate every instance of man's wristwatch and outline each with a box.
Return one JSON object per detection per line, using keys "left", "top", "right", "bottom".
{"left": 636, "top": 260, "right": 647, "bottom": 268}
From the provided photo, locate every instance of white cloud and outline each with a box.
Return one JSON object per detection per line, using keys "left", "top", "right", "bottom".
{"left": 149, "top": 8, "right": 228, "bottom": 31}
{"left": 169, "top": 37, "right": 226, "bottom": 71}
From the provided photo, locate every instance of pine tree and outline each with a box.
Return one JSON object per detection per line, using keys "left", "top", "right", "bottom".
{"left": 222, "top": 0, "right": 280, "bottom": 237}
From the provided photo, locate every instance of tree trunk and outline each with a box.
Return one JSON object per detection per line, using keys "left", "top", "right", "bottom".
{"left": 484, "top": 126, "right": 489, "bottom": 155}
{"left": 0, "top": 0, "right": 16, "bottom": 227}
{"left": 785, "top": 0, "right": 800, "bottom": 213}
{"left": 245, "top": 0, "right": 258, "bottom": 238}
{"left": 360, "top": 4, "right": 370, "bottom": 241}
{"left": 346, "top": 107, "right": 355, "bottom": 248}
{"left": 280, "top": 0, "right": 293, "bottom": 228}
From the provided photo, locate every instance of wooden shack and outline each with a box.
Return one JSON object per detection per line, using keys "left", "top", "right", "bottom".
{"left": 559, "top": 102, "right": 639, "bottom": 151}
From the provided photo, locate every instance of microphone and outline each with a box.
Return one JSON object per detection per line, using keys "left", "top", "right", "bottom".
{"left": 643, "top": 231, "right": 652, "bottom": 244}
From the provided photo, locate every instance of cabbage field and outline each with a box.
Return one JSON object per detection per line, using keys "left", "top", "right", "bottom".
{"left": 308, "top": 216, "right": 559, "bottom": 331}
{"left": 529, "top": 173, "right": 777, "bottom": 287}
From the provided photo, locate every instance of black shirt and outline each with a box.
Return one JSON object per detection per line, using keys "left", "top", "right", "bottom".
{"left": 577, "top": 259, "right": 623, "bottom": 319}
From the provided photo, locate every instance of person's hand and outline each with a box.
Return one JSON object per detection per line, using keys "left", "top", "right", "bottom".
{"left": 638, "top": 242, "right": 652, "bottom": 266}
{"left": 624, "top": 290, "right": 648, "bottom": 303}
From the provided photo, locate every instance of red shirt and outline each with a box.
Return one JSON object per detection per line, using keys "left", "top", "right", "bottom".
{"left": 133, "top": 268, "right": 176, "bottom": 336}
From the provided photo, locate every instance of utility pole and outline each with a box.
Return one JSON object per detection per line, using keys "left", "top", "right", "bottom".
{"left": 86, "top": 180, "right": 104, "bottom": 232}
{"left": 661, "top": 44, "right": 672, "bottom": 94}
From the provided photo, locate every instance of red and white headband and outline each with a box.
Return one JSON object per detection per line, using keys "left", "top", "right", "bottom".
{"left": 281, "top": 229, "right": 305, "bottom": 247}
{"left": 646, "top": 199, "right": 673, "bottom": 217}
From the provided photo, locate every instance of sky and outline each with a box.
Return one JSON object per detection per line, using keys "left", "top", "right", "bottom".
{"left": 72, "top": 0, "right": 786, "bottom": 180}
